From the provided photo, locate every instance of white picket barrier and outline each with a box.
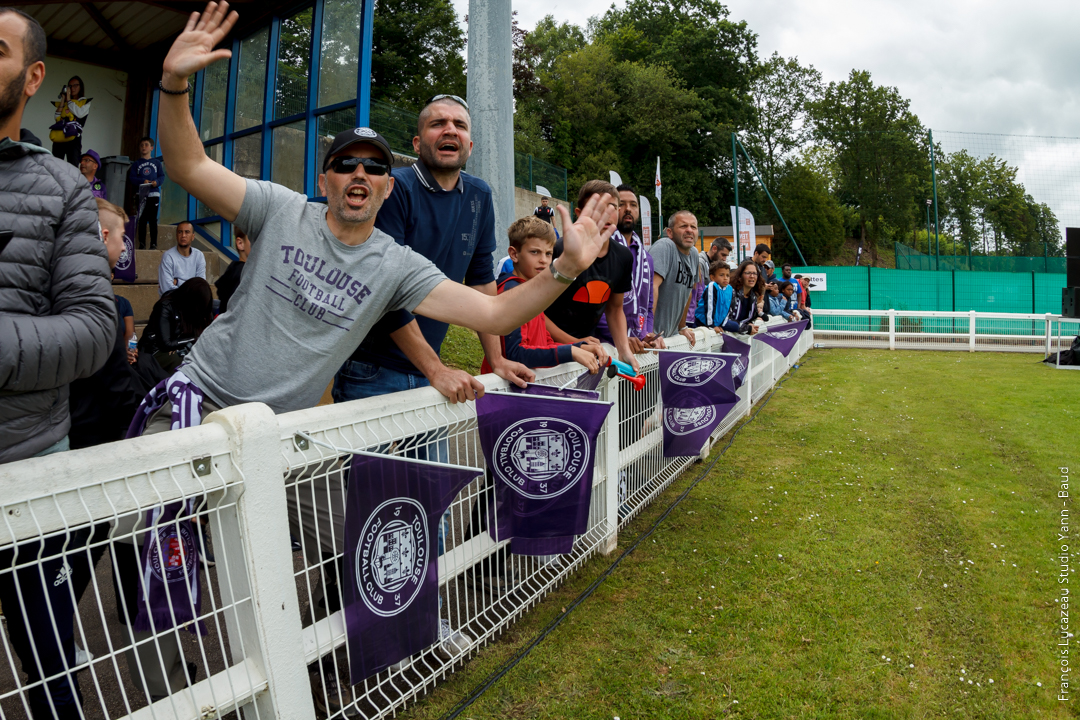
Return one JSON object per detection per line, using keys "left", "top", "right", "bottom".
{"left": 0, "top": 321, "right": 811, "bottom": 719}
{"left": 811, "top": 309, "right": 1080, "bottom": 355}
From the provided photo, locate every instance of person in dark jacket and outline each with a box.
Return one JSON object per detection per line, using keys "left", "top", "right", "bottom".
{"left": 138, "top": 277, "right": 213, "bottom": 372}
{"left": 721, "top": 260, "right": 763, "bottom": 334}
{"left": 0, "top": 10, "right": 116, "bottom": 719}
{"left": 214, "top": 228, "right": 249, "bottom": 314}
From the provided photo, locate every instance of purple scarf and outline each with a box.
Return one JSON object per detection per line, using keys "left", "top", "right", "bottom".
{"left": 126, "top": 371, "right": 207, "bottom": 635}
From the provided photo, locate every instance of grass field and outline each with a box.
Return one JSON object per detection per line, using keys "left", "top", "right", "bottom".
{"left": 402, "top": 349, "right": 1078, "bottom": 719}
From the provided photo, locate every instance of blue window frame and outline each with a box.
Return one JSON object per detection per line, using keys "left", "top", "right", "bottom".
{"left": 149, "top": 0, "right": 375, "bottom": 255}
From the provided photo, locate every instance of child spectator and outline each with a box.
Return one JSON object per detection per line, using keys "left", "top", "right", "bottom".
{"left": 130, "top": 136, "right": 164, "bottom": 249}
{"left": 794, "top": 274, "right": 812, "bottom": 327}
{"left": 480, "top": 216, "right": 604, "bottom": 374}
{"left": 779, "top": 280, "right": 802, "bottom": 321}
{"left": 765, "top": 280, "right": 790, "bottom": 320}
{"left": 721, "top": 260, "right": 763, "bottom": 334}
{"left": 694, "top": 260, "right": 733, "bottom": 332}
{"left": 115, "top": 292, "right": 134, "bottom": 348}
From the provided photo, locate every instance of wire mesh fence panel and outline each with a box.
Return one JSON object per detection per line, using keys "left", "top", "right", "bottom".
{"left": 870, "top": 267, "right": 953, "bottom": 311}
{"left": 369, "top": 101, "right": 418, "bottom": 158}
{"left": 1036, "top": 274, "right": 1070, "bottom": 314}
{"left": 0, "top": 424, "right": 279, "bottom": 720}
{"left": 789, "top": 266, "right": 869, "bottom": 310}
{"left": 954, "top": 271, "right": 1033, "bottom": 314}
{"left": 895, "top": 242, "right": 1067, "bottom": 273}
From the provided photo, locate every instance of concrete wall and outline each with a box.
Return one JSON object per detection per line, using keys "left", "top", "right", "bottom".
{"left": 24, "top": 57, "right": 127, "bottom": 160}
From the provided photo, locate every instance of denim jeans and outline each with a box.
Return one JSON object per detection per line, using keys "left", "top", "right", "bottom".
{"left": 333, "top": 360, "right": 453, "bottom": 555}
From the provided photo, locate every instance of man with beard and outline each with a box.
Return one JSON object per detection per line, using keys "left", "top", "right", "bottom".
{"left": 119, "top": 5, "right": 614, "bottom": 712}
{"left": 0, "top": 7, "right": 116, "bottom": 718}
{"left": 334, "top": 94, "right": 533, "bottom": 407}
{"left": 595, "top": 184, "right": 659, "bottom": 352}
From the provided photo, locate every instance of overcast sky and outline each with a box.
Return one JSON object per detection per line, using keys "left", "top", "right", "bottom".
{"left": 452, "top": 0, "right": 1080, "bottom": 138}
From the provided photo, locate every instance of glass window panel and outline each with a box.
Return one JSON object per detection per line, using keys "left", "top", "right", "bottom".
{"left": 275, "top": 8, "right": 313, "bottom": 120}
{"left": 158, "top": 175, "right": 188, "bottom": 226}
{"left": 235, "top": 28, "right": 268, "bottom": 131}
{"left": 199, "top": 222, "right": 222, "bottom": 245}
{"left": 199, "top": 59, "right": 228, "bottom": 140}
{"left": 272, "top": 121, "right": 306, "bottom": 193}
{"left": 315, "top": 107, "right": 356, "bottom": 181}
{"left": 317, "top": 0, "right": 361, "bottom": 107}
{"left": 197, "top": 144, "right": 224, "bottom": 218}
{"left": 234, "top": 132, "right": 262, "bottom": 180}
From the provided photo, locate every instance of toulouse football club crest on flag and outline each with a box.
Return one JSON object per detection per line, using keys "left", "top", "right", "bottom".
{"left": 134, "top": 499, "right": 205, "bottom": 636}
{"left": 344, "top": 453, "right": 480, "bottom": 683}
{"left": 476, "top": 392, "right": 611, "bottom": 555}
{"left": 659, "top": 351, "right": 739, "bottom": 407}
{"left": 113, "top": 210, "right": 139, "bottom": 283}
{"left": 661, "top": 387, "right": 738, "bottom": 457}
{"left": 721, "top": 334, "right": 752, "bottom": 389}
{"left": 754, "top": 319, "right": 809, "bottom": 357}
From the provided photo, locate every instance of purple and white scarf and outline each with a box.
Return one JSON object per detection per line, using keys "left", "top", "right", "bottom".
{"left": 126, "top": 371, "right": 207, "bottom": 635}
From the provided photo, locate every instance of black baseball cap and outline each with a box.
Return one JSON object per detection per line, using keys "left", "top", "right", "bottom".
{"left": 321, "top": 127, "right": 394, "bottom": 172}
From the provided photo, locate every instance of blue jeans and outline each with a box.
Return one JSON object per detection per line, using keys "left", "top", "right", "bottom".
{"left": 333, "top": 361, "right": 452, "bottom": 555}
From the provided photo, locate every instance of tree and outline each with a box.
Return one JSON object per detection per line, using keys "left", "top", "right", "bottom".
{"left": 774, "top": 163, "right": 844, "bottom": 264}
{"left": 371, "top": 0, "right": 466, "bottom": 112}
{"left": 808, "top": 70, "right": 927, "bottom": 266}
{"left": 744, "top": 52, "right": 822, "bottom": 189}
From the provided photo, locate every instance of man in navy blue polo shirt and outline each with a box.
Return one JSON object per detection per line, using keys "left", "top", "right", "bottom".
{"left": 333, "top": 94, "right": 532, "bottom": 406}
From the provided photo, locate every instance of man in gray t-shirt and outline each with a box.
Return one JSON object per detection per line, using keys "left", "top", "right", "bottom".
{"left": 650, "top": 210, "right": 700, "bottom": 343}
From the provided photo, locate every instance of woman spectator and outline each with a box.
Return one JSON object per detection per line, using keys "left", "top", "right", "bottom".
{"left": 49, "top": 75, "right": 91, "bottom": 166}
{"left": 138, "top": 277, "right": 213, "bottom": 372}
{"left": 721, "top": 260, "right": 764, "bottom": 335}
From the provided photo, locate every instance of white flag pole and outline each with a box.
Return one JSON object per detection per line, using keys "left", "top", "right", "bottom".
{"left": 655, "top": 156, "right": 663, "bottom": 227}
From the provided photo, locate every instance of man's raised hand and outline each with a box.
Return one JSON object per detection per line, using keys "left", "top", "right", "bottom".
{"left": 162, "top": 2, "right": 239, "bottom": 87}
{"left": 554, "top": 193, "right": 617, "bottom": 277}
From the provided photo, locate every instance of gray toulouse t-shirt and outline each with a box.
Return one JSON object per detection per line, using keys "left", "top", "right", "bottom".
{"left": 182, "top": 180, "right": 447, "bottom": 413}
{"left": 649, "top": 237, "right": 699, "bottom": 338}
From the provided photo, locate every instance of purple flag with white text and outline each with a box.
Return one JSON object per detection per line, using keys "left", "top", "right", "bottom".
{"left": 658, "top": 351, "right": 738, "bottom": 408}
{"left": 721, "top": 334, "right": 751, "bottom": 389}
{"left": 344, "top": 453, "right": 480, "bottom": 683}
{"left": 754, "top": 320, "right": 808, "bottom": 357}
{"left": 661, "top": 388, "right": 737, "bottom": 457}
{"left": 476, "top": 391, "right": 611, "bottom": 556}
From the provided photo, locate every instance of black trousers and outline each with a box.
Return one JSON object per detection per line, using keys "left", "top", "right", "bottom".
{"left": 51, "top": 139, "right": 81, "bottom": 167}
{"left": 138, "top": 197, "right": 160, "bottom": 249}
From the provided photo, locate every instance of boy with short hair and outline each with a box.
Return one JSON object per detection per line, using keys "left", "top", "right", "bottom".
{"left": 778, "top": 280, "right": 802, "bottom": 321}
{"left": 694, "top": 260, "right": 733, "bottom": 332}
{"left": 481, "top": 216, "right": 604, "bottom": 373}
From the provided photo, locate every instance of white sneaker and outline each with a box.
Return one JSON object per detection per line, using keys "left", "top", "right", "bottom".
{"left": 74, "top": 644, "right": 93, "bottom": 666}
{"left": 437, "top": 619, "right": 473, "bottom": 659}
{"left": 389, "top": 656, "right": 413, "bottom": 673}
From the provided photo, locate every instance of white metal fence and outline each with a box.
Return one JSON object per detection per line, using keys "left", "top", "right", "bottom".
{"left": 810, "top": 309, "right": 1080, "bottom": 356}
{"left": 0, "top": 322, "right": 812, "bottom": 720}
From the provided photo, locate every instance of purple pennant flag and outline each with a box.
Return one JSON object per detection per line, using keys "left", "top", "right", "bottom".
{"left": 658, "top": 351, "right": 739, "bottom": 408}
{"left": 754, "top": 320, "right": 809, "bottom": 357}
{"left": 344, "top": 453, "right": 480, "bottom": 683}
{"left": 662, "top": 389, "right": 739, "bottom": 457}
{"left": 134, "top": 499, "right": 206, "bottom": 636}
{"left": 574, "top": 366, "right": 605, "bottom": 391}
{"left": 721, "top": 334, "right": 752, "bottom": 389}
{"left": 112, "top": 214, "right": 138, "bottom": 282}
{"left": 476, "top": 391, "right": 611, "bottom": 556}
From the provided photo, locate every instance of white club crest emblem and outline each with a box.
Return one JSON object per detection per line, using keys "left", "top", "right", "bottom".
{"left": 666, "top": 355, "right": 727, "bottom": 386}
{"left": 493, "top": 417, "right": 590, "bottom": 500}
{"left": 354, "top": 127, "right": 378, "bottom": 138}
{"left": 356, "top": 498, "right": 428, "bottom": 617}
{"left": 663, "top": 406, "right": 717, "bottom": 435}
{"left": 115, "top": 237, "right": 133, "bottom": 271}
{"left": 768, "top": 328, "right": 798, "bottom": 340}
{"left": 731, "top": 355, "right": 747, "bottom": 378}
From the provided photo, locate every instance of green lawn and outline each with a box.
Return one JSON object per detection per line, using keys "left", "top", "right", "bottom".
{"left": 403, "top": 349, "right": 1078, "bottom": 719}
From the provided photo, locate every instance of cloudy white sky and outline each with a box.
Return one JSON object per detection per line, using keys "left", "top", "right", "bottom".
{"left": 453, "top": 0, "right": 1080, "bottom": 137}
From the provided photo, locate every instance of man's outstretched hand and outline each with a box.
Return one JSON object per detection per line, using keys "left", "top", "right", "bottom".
{"left": 162, "top": 2, "right": 239, "bottom": 88}
{"left": 554, "top": 193, "right": 616, "bottom": 277}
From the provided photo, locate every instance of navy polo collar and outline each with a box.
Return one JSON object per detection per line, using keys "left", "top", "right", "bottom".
{"left": 412, "top": 158, "right": 464, "bottom": 194}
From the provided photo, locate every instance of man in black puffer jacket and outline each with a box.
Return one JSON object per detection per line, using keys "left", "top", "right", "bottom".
{"left": 0, "top": 9, "right": 114, "bottom": 464}
{"left": 0, "top": 9, "right": 115, "bottom": 719}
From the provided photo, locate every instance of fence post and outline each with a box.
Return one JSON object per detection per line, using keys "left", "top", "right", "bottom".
{"left": 1045, "top": 313, "right": 1053, "bottom": 358}
{"left": 205, "top": 403, "right": 316, "bottom": 718}
{"left": 867, "top": 266, "right": 872, "bottom": 310}
{"left": 1032, "top": 271, "right": 1037, "bottom": 313}
{"left": 888, "top": 309, "right": 896, "bottom": 350}
{"left": 601, "top": 378, "right": 620, "bottom": 556}
{"left": 968, "top": 309, "right": 977, "bottom": 352}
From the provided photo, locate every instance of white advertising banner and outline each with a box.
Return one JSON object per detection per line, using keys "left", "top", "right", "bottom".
{"left": 803, "top": 273, "right": 827, "bottom": 291}
{"left": 729, "top": 206, "right": 755, "bottom": 258}
{"left": 639, "top": 196, "right": 652, "bottom": 248}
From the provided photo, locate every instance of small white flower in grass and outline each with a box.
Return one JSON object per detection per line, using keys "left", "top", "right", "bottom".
{"left": 989, "top": 679, "right": 994, "bottom": 684}
{"left": 909, "top": 664, "right": 915, "bottom": 668}
{"left": 1037, "top": 682, "right": 1042, "bottom": 687}
{"left": 968, "top": 680, "right": 973, "bottom": 685}
{"left": 961, "top": 669, "right": 965, "bottom": 674}
{"left": 944, "top": 583, "right": 948, "bottom": 588}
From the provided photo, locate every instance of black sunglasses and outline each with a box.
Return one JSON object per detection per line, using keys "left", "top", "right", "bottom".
{"left": 424, "top": 93, "right": 469, "bottom": 110}
{"left": 326, "top": 156, "right": 390, "bottom": 176}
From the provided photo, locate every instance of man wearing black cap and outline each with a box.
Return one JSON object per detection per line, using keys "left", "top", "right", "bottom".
{"left": 333, "top": 93, "right": 533, "bottom": 408}
{"left": 135, "top": 4, "right": 616, "bottom": 712}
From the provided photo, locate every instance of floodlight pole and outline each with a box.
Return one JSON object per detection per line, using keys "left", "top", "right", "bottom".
{"left": 929, "top": 130, "right": 941, "bottom": 269}
{"left": 735, "top": 136, "right": 808, "bottom": 266}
